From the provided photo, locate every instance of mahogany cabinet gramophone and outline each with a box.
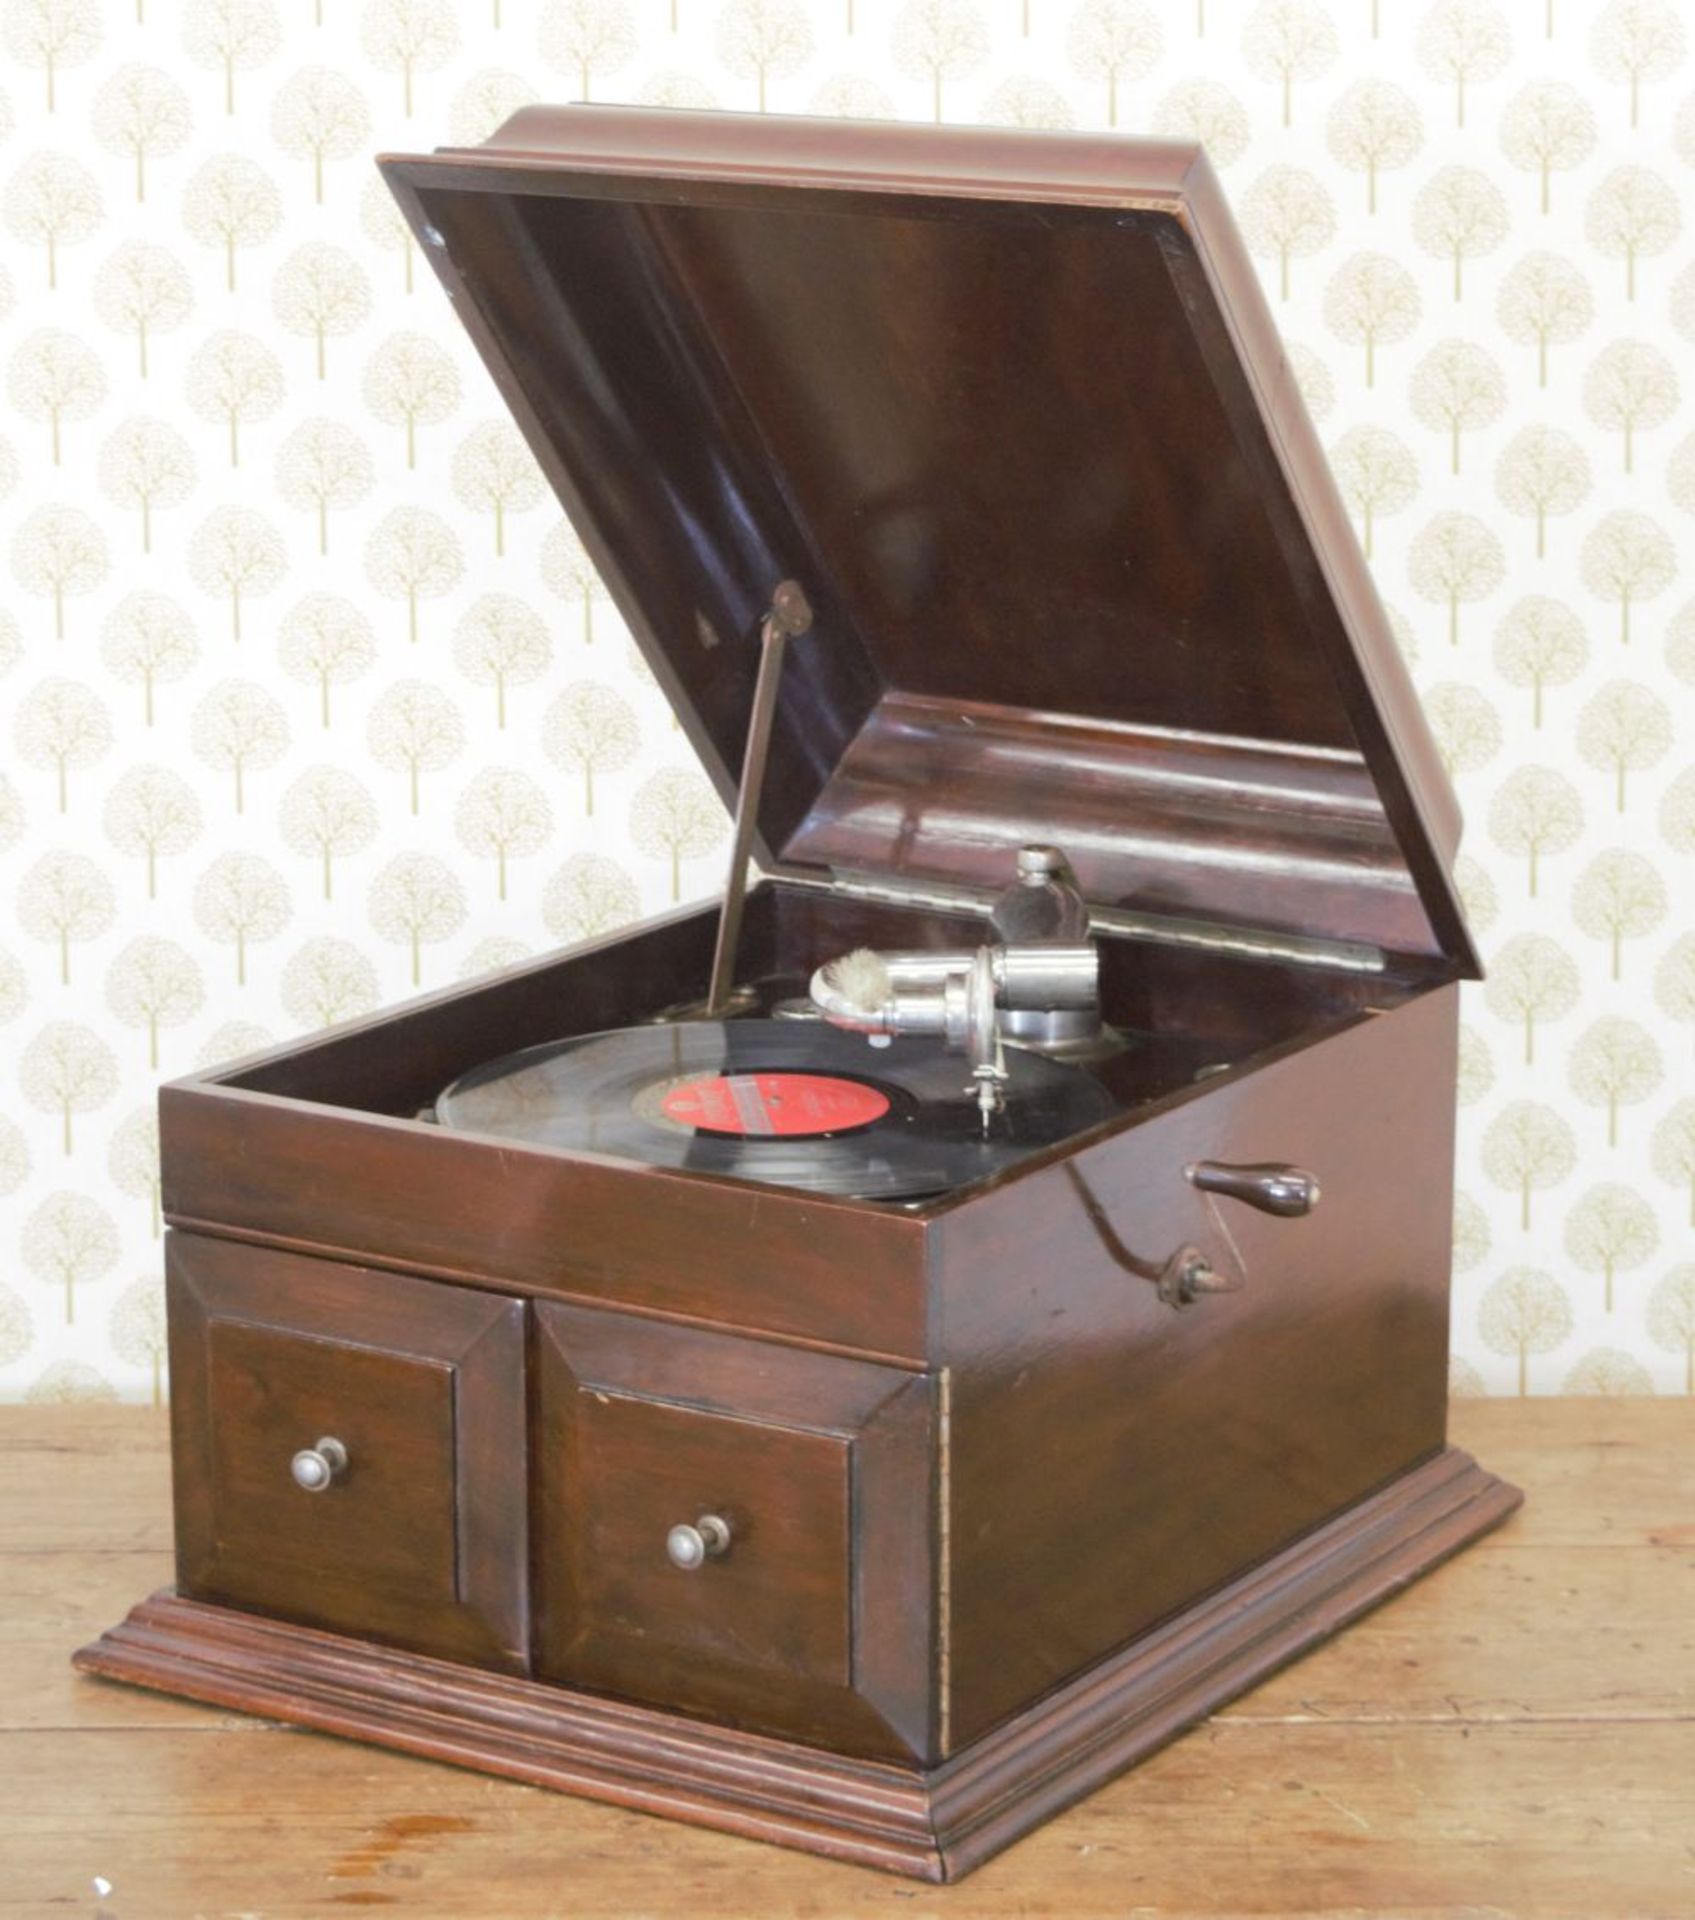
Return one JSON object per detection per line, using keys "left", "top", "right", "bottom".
{"left": 75, "top": 109, "right": 1521, "bottom": 1882}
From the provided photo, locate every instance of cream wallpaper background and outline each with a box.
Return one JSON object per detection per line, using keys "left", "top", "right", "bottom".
{"left": 0, "top": 0, "right": 1691, "bottom": 1402}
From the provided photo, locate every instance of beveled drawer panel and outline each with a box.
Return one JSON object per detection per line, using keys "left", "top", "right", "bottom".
{"left": 533, "top": 1302, "right": 937, "bottom": 1762}
{"left": 570, "top": 1393, "right": 854, "bottom": 1685}
{"left": 167, "top": 1232, "right": 528, "bottom": 1671}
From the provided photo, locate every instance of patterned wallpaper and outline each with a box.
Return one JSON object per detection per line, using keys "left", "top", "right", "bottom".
{"left": 0, "top": 0, "right": 1691, "bottom": 1404}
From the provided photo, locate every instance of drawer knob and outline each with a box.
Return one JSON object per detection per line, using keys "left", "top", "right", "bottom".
{"left": 666, "top": 1514, "right": 732, "bottom": 1570}
{"left": 290, "top": 1437, "right": 348, "bottom": 1493}
{"left": 1185, "top": 1160, "right": 1321, "bottom": 1217}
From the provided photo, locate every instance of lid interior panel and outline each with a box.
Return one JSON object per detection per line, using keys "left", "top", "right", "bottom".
{"left": 633, "top": 193, "right": 1355, "bottom": 750}
{"left": 392, "top": 123, "right": 1474, "bottom": 969}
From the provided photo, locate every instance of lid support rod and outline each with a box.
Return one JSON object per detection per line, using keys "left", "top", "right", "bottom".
{"left": 705, "top": 580, "right": 814, "bottom": 1015}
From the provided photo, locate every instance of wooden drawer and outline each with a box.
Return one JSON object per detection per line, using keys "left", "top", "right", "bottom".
{"left": 167, "top": 1233, "right": 528, "bottom": 1671}
{"left": 534, "top": 1303, "right": 937, "bottom": 1761}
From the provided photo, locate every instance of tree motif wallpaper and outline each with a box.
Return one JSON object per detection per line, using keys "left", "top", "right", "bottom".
{"left": 0, "top": 0, "right": 1691, "bottom": 1403}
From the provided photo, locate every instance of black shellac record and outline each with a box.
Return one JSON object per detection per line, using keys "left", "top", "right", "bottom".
{"left": 434, "top": 1019, "right": 1119, "bottom": 1201}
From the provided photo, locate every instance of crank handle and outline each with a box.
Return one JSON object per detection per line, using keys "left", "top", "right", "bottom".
{"left": 1185, "top": 1161, "right": 1321, "bottom": 1218}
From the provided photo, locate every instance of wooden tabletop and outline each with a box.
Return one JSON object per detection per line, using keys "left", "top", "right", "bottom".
{"left": 5, "top": 1399, "right": 1692, "bottom": 1918}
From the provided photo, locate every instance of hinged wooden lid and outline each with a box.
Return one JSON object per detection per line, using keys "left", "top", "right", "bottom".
{"left": 382, "top": 108, "right": 1477, "bottom": 975}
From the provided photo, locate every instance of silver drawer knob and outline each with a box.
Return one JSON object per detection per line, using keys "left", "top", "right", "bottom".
{"left": 666, "top": 1513, "right": 731, "bottom": 1569}
{"left": 290, "top": 1436, "right": 348, "bottom": 1493}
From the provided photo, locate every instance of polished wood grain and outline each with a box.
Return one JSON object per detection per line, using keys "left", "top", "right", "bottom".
{"left": 103, "top": 107, "right": 1515, "bottom": 1885}
{"left": 139, "top": 879, "right": 1480, "bottom": 1810}
{"left": 156, "top": 880, "right": 1433, "bottom": 1417}
{"left": 36, "top": 1400, "right": 1692, "bottom": 1912}
{"left": 156, "top": 881, "right": 1422, "bottom": 1365}
{"left": 779, "top": 692, "right": 1425, "bottom": 957}
{"left": 379, "top": 110, "right": 1477, "bottom": 971}
{"left": 933, "top": 979, "right": 1462, "bottom": 1749}
{"left": 159, "top": 893, "right": 937, "bottom": 1366}
{"left": 533, "top": 1303, "right": 936, "bottom": 1761}
{"left": 167, "top": 1234, "right": 528, "bottom": 1671}
{"left": 75, "top": 1445, "right": 1516, "bottom": 1882}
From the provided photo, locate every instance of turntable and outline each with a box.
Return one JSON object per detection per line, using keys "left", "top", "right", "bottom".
{"left": 76, "top": 109, "right": 1521, "bottom": 1881}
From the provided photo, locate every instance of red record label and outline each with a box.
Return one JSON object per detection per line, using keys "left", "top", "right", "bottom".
{"left": 659, "top": 1071, "right": 891, "bottom": 1138}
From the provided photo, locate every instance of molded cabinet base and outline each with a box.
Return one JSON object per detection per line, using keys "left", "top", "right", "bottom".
{"left": 75, "top": 1446, "right": 1519, "bottom": 1882}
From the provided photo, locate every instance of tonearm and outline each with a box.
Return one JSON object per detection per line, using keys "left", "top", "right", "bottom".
{"left": 809, "top": 935, "right": 1101, "bottom": 1129}
{"left": 700, "top": 580, "right": 1105, "bottom": 1129}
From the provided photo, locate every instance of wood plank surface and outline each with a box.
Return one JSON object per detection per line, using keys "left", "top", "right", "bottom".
{"left": 4, "top": 1399, "right": 1692, "bottom": 1918}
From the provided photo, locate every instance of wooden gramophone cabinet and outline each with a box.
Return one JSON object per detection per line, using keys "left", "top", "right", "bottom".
{"left": 75, "top": 109, "right": 1521, "bottom": 1882}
